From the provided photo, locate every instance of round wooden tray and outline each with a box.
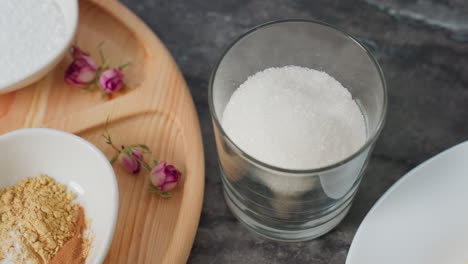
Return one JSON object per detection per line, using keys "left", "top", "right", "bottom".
{"left": 0, "top": 0, "right": 205, "bottom": 263}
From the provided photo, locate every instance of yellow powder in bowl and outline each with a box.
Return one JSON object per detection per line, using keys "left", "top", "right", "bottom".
{"left": 0, "top": 175, "right": 88, "bottom": 263}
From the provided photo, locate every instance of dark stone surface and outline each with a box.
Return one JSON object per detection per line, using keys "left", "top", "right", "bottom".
{"left": 119, "top": 0, "right": 468, "bottom": 263}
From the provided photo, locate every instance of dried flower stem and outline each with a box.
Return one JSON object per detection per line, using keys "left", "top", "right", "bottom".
{"left": 102, "top": 118, "right": 121, "bottom": 154}
{"left": 149, "top": 185, "right": 173, "bottom": 198}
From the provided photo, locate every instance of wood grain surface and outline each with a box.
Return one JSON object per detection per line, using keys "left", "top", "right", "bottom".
{"left": 0, "top": 0, "right": 205, "bottom": 263}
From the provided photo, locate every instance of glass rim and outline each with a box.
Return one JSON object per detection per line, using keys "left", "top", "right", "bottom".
{"left": 208, "top": 19, "right": 388, "bottom": 174}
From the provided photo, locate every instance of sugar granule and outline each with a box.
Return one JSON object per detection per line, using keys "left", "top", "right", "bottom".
{"left": 0, "top": 0, "right": 66, "bottom": 87}
{"left": 222, "top": 66, "right": 366, "bottom": 170}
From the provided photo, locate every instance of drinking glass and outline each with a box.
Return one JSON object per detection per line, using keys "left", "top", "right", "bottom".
{"left": 209, "top": 20, "right": 387, "bottom": 241}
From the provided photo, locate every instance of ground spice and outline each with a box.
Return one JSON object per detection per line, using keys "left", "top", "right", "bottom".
{"left": 50, "top": 207, "right": 86, "bottom": 264}
{"left": 0, "top": 175, "right": 87, "bottom": 263}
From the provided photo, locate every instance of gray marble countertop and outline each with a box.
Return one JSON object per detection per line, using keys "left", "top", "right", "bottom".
{"left": 120, "top": 0, "right": 468, "bottom": 263}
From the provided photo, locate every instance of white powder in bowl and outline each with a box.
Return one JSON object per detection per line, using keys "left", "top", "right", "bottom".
{"left": 0, "top": 0, "right": 66, "bottom": 87}
{"left": 222, "top": 66, "right": 366, "bottom": 171}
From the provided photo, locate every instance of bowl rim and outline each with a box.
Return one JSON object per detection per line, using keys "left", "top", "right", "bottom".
{"left": 0, "top": 128, "right": 118, "bottom": 264}
{"left": 0, "top": 0, "right": 79, "bottom": 94}
{"left": 208, "top": 19, "right": 388, "bottom": 174}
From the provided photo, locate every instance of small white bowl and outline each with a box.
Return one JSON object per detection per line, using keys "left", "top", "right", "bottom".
{"left": 0, "top": 0, "right": 79, "bottom": 94}
{"left": 0, "top": 128, "right": 118, "bottom": 264}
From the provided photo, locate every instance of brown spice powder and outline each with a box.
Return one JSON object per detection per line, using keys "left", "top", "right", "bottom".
{"left": 0, "top": 175, "right": 90, "bottom": 263}
{"left": 50, "top": 207, "right": 86, "bottom": 264}
{"left": 0, "top": 175, "right": 80, "bottom": 263}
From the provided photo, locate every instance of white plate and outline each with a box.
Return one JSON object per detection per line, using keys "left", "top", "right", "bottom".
{"left": 346, "top": 141, "right": 468, "bottom": 264}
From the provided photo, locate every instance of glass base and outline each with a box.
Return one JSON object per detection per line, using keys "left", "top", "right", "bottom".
{"left": 223, "top": 188, "right": 352, "bottom": 242}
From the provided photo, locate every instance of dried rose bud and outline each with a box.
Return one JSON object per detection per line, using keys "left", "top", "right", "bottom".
{"left": 150, "top": 161, "right": 182, "bottom": 192}
{"left": 65, "top": 50, "right": 98, "bottom": 85}
{"left": 118, "top": 148, "right": 143, "bottom": 174}
{"left": 71, "top": 45, "right": 90, "bottom": 59}
{"left": 99, "top": 68, "right": 124, "bottom": 93}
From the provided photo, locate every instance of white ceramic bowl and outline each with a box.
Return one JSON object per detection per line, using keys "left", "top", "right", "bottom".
{"left": 0, "top": 128, "right": 118, "bottom": 264}
{"left": 0, "top": 0, "right": 79, "bottom": 94}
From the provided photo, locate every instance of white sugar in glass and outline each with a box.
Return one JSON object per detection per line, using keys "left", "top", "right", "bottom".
{"left": 222, "top": 66, "right": 366, "bottom": 170}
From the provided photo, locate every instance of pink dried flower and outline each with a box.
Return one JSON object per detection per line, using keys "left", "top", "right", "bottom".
{"left": 71, "top": 45, "right": 90, "bottom": 58}
{"left": 118, "top": 148, "right": 143, "bottom": 174}
{"left": 99, "top": 68, "right": 124, "bottom": 93}
{"left": 65, "top": 47, "right": 98, "bottom": 85}
{"left": 150, "top": 161, "right": 182, "bottom": 192}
